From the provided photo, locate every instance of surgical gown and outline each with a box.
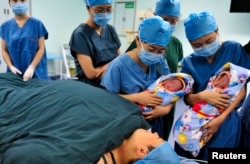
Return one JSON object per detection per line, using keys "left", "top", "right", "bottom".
{"left": 69, "top": 23, "right": 121, "bottom": 87}
{"left": 175, "top": 40, "right": 250, "bottom": 160}
{"left": 0, "top": 17, "right": 49, "bottom": 80}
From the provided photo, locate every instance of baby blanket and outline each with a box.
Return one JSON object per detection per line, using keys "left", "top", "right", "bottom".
{"left": 140, "top": 73, "right": 194, "bottom": 112}
{"left": 173, "top": 62, "right": 250, "bottom": 157}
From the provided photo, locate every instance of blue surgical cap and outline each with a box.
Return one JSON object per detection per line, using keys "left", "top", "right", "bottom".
{"left": 84, "top": 0, "right": 112, "bottom": 6}
{"left": 139, "top": 16, "right": 171, "bottom": 47}
{"left": 184, "top": 11, "right": 217, "bottom": 41}
{"left": 134, "top": 142, "right": 180, "bottom": 164}
{"left": 155, "top": 0, "right": 181, "bottom": 17}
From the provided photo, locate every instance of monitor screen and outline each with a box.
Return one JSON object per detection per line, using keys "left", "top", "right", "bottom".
{"left": 230, "top": 0, "right": 250, "bottom": 12}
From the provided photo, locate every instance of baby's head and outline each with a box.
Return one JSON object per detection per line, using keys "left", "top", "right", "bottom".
{"left": 159, "top": 77, "right": 185, "bottom": 92}
{"left": 212, "top": 71, "right": 230, "bottom": 91}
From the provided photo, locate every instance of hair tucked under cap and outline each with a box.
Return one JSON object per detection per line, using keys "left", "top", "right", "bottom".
{"left": 138, "top": 16, "right": 171, "bottom": 47}
{"left": 134, "top": 142, "right": 180, "bottom": 164}
{"left": 84, "top": 0, "right": 112, "bottom": 6}
{"left": 184, "top": 11, "right": 217, "bottom": 41}
{"left": 155, "top": 0, "right": 180, "bottom": 17}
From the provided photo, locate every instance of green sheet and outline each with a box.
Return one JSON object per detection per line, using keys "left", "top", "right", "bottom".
{"left": 0, "top": 73, "right": 150, "bottom": 164}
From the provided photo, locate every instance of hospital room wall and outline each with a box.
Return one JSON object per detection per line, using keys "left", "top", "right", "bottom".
{"left": 30, "top": 0, "right": 250, "bottom": 55}
{"left": 130, "top": 0, "right": 250, "bottom": 95}
{"left": 0, "top": 0, "right": 249, "bottom": 75}
{"left": 119, "top": 0, "right": 250, "bottom": 55}
{"left": 31, "top": 0, "right": 88, "bottom": 54}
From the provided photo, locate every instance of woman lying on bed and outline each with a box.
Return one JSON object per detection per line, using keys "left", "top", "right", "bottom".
{"left": 0, "top": 73, "right": 188, "bottom": 164}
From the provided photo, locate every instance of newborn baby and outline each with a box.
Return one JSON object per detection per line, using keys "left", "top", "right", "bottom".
{"left": 158, "top": 77, "right": 185, "bottom": 92}
{"left": 173, "top": 62, "right": 250, "bottom": 157}
{"left": 212, "top": 71, "right": 230, "bottom": 92}
{"left": 139, "top": 73, "right": 194, "bottom": 112}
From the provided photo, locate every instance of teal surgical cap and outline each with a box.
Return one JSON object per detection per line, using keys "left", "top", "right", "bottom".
{"left": 134, "top": 142, "right": 180, "bottom": 164}
{"left": 139, "top": 16, "right": 171, "bottom": 47}
{"left": 184, "top": 11, "right": 217, "bottom": 41}
{"left": 155, "top": 0, "right": 181, "bottom": 17}
{"left": 84, "top": 0, "right": 112, "bottom": 6}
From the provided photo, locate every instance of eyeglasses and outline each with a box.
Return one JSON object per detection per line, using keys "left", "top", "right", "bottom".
{"left": 10, "top": 0, "right": 26, "bottom": 3}
{"left": 91, "top": 6, "right": 113, "bottom": 13}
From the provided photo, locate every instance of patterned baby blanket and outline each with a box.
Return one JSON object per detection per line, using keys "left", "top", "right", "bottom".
{"left": 173, "top": 62, "right": 250, "bottom": 157}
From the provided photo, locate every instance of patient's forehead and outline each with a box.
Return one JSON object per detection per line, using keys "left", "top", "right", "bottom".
{"left": 132, "top": 129, "right": 164, "bottom": 146}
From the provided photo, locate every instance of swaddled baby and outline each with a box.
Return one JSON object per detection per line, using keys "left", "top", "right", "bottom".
{"left": 138, "top": 73, "right": 194, "bottom": 112}
{"left": 173, "top": 62, "right": 250, "bottom": 157}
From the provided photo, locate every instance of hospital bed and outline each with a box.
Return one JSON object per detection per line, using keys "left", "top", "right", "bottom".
{"left": 0, "top": 73, "right": 149, "bottom": 163}
{"left": 0, "top": 73, "right": 207, "bottom": 164}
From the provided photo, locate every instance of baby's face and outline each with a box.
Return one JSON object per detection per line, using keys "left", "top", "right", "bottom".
{"left": 161, "top": 78, "right": 183, "bottom": 92}
{"left": 214, "top": 74, "right": 230, "bottom": 89}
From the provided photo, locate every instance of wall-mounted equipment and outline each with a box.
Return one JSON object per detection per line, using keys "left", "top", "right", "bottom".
{"left": 230, "top": 0, "right": 250, "bottom": 13}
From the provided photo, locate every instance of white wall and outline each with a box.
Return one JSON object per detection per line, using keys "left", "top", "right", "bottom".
{"left": 120, "top": 0, "right": 250, "bottom": 56}
{"left": 1, "top": 0, "right": 250, "bottom": 72}
{"left": 31, "top": 0, "right": 87, "bottom": 54}
{"left": 5, "top": 0, "right": 250, "bottom": 56}
{"left": 174, "top": 0, "right": 250, "bottom": 56}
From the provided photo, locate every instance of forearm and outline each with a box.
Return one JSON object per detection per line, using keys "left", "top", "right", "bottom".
{"left": 30, "top": 48, "right": 44, "bottom": 68}
{"left": 30, "top": 37, "right": 45, "bottom": 68}
{"left": 2, "top": 50, "right": 13, "bottom": 67}
{"left": 117, "top": 49, "right": 121, "bottom": 55}
{"left": 119, "top": 93, "right": 139, "bottom": 103}
{"left": 219, "top": 87, "right": 246, "bottom": 120}
{"left": 77, "top": 55, "right": 105, "bottom": 79}
{"left": 160, "top": 103, "right": 174, "bottom": 115}
{"left": 1, "top": 39, "right": 13, "bottom": 67}
{"left": 184, "top": 92, "right": 203, "bottom": 106}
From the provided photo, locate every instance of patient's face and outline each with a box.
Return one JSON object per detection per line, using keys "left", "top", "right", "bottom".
{"left": 133, "top": 129, "right": 164, "bottom": 147}
{"left": 159, "top": 78, "right": 183, "bottom": 92}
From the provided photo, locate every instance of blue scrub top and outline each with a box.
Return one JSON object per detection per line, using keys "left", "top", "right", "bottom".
{"left": 69, "top": 23, "right": 121, "bottom": 87}
{"left": 181, "top": 41, "right": 250, "bottom": 93}
{"left": 175, "top": 40, "right": 250, "bottom": 161}
{"left": 101, "top": 53, "right": 170, "bottom": 94}
{"left": 0, "top": 17, "right": 49, "bottom": 80}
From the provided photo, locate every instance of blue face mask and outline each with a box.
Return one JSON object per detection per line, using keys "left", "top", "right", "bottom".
{"left": 170, "top": 25, "right": 176, "bottom": 34}
{"left": 139, "top": 47, "right": 164, "bottom": 65}
{"left": 93, "top": 12, "right": 111, "bottom": 26}
{"left": 12, "top": 2, "right": 28, "bottom": 15}
{"left": 193, "top": 38, "right": 221, "bottom": 57}
{"left": 134, "top": 142, "right": 180, "bottom": 164}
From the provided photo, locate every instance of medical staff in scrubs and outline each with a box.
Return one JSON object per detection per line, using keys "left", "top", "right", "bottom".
{"left": 101, "top": 16, "right": 173, "bottom": 138}
{"left": 69, "top": 0, "right": 121, "bottom": 87}
{"left": 174, "top": 11, "right": 250, "bottom": 161}
{"left": 125, "top": 0, "right": 183, "bottom": 140}
{"left": 243, "top": 40, "right": 250, "bottom": 55}
{"left": 126, "top": 0, "right": 183, "bottom": 73}
{"left": 0, "top": 0, "right": 49, "bottom": 81}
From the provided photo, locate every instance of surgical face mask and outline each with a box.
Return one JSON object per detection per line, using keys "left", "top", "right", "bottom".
{"left": 12, "top": 2, "right": 28, "bottom": 15}
{"left": 139, "top": 44, "right": 164, "bottom": 65}
{"left": 93, "top": 12, "right": 111, "bottom": 26}
{"left": 170, "top": 25, "right": 176, "bottom": 34}
{"left": 193, "top": 38, "right": 221, "bottom": 57}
